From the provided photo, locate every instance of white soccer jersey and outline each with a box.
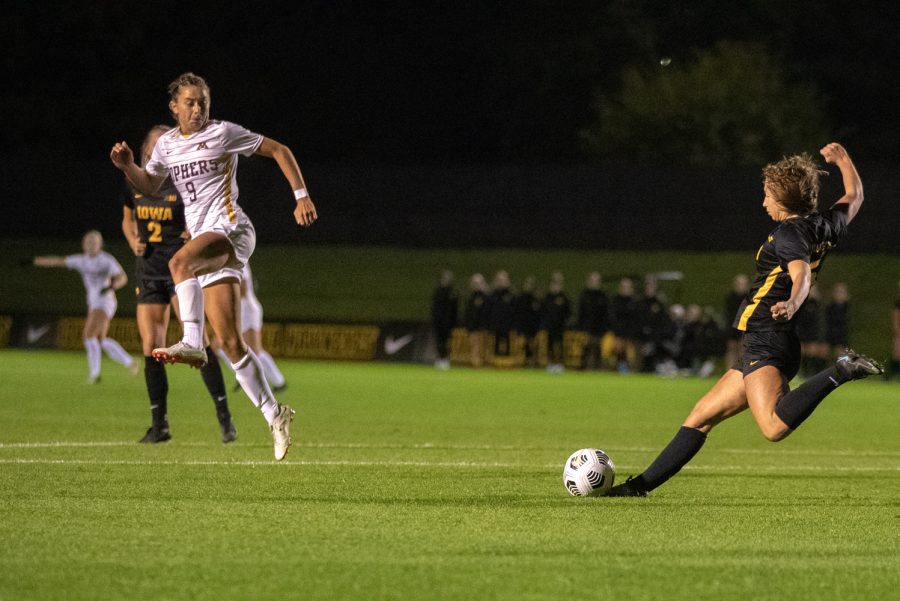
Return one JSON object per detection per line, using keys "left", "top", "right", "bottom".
{"left": 145, "top": 120, "right": 263, "bottom": 235}
{"left": 65, "top": 252, "right": 124, "bottom": 306}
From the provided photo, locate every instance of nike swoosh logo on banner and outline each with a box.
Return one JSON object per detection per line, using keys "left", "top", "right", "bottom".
{"left": 384, "top": 334, "right": 414, "bottom": 355}
{"left": 26, "top": 325, "right": 51, "bottom": 344}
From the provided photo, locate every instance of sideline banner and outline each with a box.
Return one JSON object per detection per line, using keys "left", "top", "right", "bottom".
{"left": 0, "top": 314, "right": 621, "bottom": 368}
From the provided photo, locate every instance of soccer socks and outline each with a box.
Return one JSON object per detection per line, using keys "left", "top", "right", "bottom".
{"left": 144, "top": 356, "right": 169, "bottom": 426}
{"left": 258, "top": 350, "right": 286, "bottom": 389}
{"left": 632, "top": 426, "right": 708, "bottom": 493}
{"left": 100, "top": 338, "right": 134, "bottom": 368}
{"left": 774, "top": 366, "right": 847, "bottom": 430}
{"left": 174, "top": 279, "right": 204, "bottom": 348}
{"left": 84, "top": 337, "right": 101, "bottom": 381}
{"left": 231, "top": 350, "right": 279, "bottom": 424}
{"left": 200, "top": 346, "right": 232, "bottom": 419}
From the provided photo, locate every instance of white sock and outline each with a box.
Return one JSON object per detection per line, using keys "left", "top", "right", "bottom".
{"left": 84, "top": 338, "right": 101, "bottom": 380}
{"left": 215, "top": 348, "right": 229, "bottom": 365}
{"left": 174, "top": 279, "right": 204, "bottom": 348}
{"left": 231, "top": 350, "right": 279, "bottom": 424}
{"left": 101, "top": 338, "right": 134, "bottom": 367}
{"left": 258, "top": 351, "right": 286, "bottom": 388}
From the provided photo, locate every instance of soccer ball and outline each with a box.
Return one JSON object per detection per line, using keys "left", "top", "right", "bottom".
{"left": 563, "top": 448, "right": 615, "bottom": 497}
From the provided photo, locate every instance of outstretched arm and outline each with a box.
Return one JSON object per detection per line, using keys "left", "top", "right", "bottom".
{"left": 110, "top": 142, "right": 166, "bottom": 196}
{"left": 33, "top": 256, "right": 67, "bottom": 268}
{"left": 255, "top": 137, "right": 318, "bottom": 227}
{"left": 820, "top": 142, "right": 864, "bottom": 223}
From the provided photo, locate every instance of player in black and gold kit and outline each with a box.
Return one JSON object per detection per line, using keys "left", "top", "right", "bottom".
{"left": 609, "top": 143, "right": 883, "bottom": 497}
{"left": 122, "top": 125, "right": 236, "bottom": 444}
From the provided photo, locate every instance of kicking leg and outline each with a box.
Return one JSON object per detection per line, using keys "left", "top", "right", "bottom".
{"left": 609, "top": 369, "right": 749, "bottom": 496}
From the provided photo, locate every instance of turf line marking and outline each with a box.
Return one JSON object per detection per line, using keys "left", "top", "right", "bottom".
{"left": 1, "top": 458, "right": 898, "bottom": 472}
{"left": 1, "top": 441, "right": 900, "bottom": 458}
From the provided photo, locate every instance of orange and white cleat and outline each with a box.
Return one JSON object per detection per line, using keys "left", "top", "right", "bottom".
{"left": 151, "top": 341, "right": 208, "bottom": 368}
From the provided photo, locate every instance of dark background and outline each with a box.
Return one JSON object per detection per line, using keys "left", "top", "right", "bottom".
{"left": 3, "top": 1, "right": 899, "bottom": 251}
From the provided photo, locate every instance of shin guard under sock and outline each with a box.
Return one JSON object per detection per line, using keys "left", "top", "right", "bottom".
{"left": 200, "top": 346, "right": 231, "bottom": 419}
{"left": 144, "top": 356, "right": 169, "bottom": 426}
{"left": 231, "top": 350, "right": 278, "bottom": 424}
{"left": 174, "top": 279, "right": 204, "bottom": 348}
{"left": 633, "top": 426, "right": 707, "bottom": 492}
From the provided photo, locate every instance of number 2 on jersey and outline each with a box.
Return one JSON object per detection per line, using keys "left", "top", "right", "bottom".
{"left": 185, "top": 181, "right": 197, "bottom": 203}
{"left": 147, "top": 221, "right": 163, "bottom": 243}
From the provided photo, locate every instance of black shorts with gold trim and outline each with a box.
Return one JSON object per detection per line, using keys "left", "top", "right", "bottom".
{"left": 135, "top": 278, "right": 176, "bottom": 305}
{"left": 732, "top": 329, "right": 800, "bottom": 380}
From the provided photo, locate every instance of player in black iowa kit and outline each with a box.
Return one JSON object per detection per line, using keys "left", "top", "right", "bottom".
{"left": 122, "top": 125, "right": 237, "bottom": 443}
{"left": 608, "top": 142, "right": 883, "bottom": 497}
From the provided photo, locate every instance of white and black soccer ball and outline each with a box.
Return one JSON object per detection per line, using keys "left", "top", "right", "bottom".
{"left": 563, "top": 448, "right": 615, "bottom": 497}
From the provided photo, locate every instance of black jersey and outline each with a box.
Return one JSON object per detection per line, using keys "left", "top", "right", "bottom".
{"left": 733, "top": 206, "right": 849, "bottom": 332}
{"left": 123, "top": 183, "right": 186, "bottom": 280}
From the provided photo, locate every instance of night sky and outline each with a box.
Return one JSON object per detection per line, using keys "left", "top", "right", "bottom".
{"left": 7, "top": 1, "right": 900, "bottom": 166}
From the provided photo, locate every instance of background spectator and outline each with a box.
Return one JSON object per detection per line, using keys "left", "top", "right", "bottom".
{"left": 825, "top": 282, "right": 851, "bottom": 357}
{"left": 796, "top": 285, "right": 828, "bottom": 378}
{"left": 513, "top": 275, "right": 542, "bottom": 367}
{"left": 430, "top": 269, "right": 457, "bottom": 370}
{"left": 464, "top": 273, "right": 490, "bottom": 368}
{"left": 577, "top": 271, "right": 610, "bottom": 370}
{"left": 612, "top": 277, "right": 640, "bottom": 373}
{"left": 542, "top": 271, "right": 571, "bottom": 373}
{"left": 636, "top": 274, "right": 670, "bottom": 372}
{"left": 489, "top": 270, "right": 515, "bottom": 361}
{"left": 724, "top": 274, "right": 750, "bottom": 369}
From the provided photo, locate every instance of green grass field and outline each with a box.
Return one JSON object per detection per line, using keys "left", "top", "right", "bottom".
{"left": 1, "top": 350, "right": 898, "bottom": 600}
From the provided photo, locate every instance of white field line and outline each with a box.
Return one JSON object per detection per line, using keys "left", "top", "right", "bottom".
{"left": 0, "top": 458, "right": 898, "bottom": 472}
{"left": 1, "top": 440, "right": 899, "bottom": 459}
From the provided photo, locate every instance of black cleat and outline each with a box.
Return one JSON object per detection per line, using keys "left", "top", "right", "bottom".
{"left": 139, "top": 425, "right": 171, "bottom": 444}
{"left": 606, "top": 475, "right": 648, "bottom": 498}
{"left": 219, "top": 416, "right": 238, "bottom": 443}
{"left": 835, "top": 348, "right": 884, "bottom": 381}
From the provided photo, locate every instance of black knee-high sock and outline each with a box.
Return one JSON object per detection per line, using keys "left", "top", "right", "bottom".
{"left": 144, "top": 356, "right": 168, "bottom": 427}
{"left": 632, "top": 426, "right": 707, "bottom": 492}
{"left": 774, "top": 366, "right": 848, "bottom": 430}
{"left": 200, "top": 346, "right": 231, "bottom": 419}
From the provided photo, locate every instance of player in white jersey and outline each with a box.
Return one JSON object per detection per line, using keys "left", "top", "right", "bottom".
{"left": 110, "top": 72, "right": 316, "bottom": 460}
{"left": 240, "top": 262, "right": 287, "bottom": 390}
{"left": 33, "top": 230, "right": 138, "bottom": 383}
{"left": 212, "top": 262, "right": 287, "bottom": 391}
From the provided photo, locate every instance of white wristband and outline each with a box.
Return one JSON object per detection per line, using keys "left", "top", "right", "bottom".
{"left": 293, "top": 188, "right": 308, "bottom": 201}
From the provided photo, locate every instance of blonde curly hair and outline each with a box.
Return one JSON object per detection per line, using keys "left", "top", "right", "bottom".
{"left": 762, "top": 153, "right": 828, "bottom": 216}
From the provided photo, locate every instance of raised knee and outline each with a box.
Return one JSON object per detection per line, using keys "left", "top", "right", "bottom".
{"left": 168, "top": 254, "right": 192, "bottom": 280}
{"left": 761, "top": 427, "right": 790, "bottom": 443}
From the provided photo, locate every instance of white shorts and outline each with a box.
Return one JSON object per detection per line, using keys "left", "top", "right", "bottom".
{"left": 196, "top": 216, "right": 257, "bottom": 288}
{"left": 241, "top": 295, "right": 263, "bottom": 333}
{"left": 88, "top": 292, "right": 117, "bottom": 319}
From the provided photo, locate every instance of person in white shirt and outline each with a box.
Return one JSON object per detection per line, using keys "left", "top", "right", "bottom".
{"left": 213, "top": 262, "right": 288, "bottom": 391}
{"left": 33, "top": 230, "right": 137, "bottom": 383}
{"left": 110, "top": 72, "right": 315, "bottom": 460}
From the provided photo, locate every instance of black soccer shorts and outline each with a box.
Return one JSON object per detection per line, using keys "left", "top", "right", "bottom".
{"left": 135, "top": 278, "right": 177, "bottom": 305}
{"left": 732, "top": 330, "right": 801, "bottom": 380}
